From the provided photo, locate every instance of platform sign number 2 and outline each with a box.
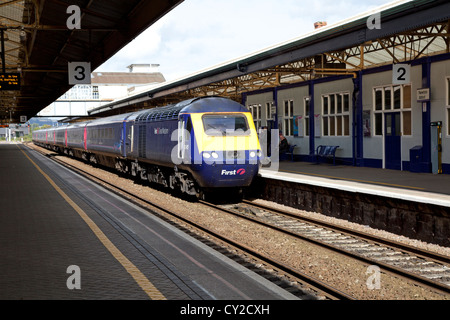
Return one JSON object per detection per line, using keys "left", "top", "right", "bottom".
{"left": 68, "top": 62, "right": 91, "bottom": 85}
{"left": 393, "top": 64, "right": 410, "bottom": 85}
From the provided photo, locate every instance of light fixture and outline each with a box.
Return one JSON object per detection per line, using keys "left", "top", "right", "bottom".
{"left": 20, "top": 29, "right": 27, "bottom": 42}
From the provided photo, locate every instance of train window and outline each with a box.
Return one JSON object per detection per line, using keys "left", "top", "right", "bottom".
{"left": 202, "top": 114, "right": 250, "bottom": 136}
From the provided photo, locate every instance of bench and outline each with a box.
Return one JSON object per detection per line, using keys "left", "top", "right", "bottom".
{"left": 280, "top": 144, "right": 297, "bottom": 161}
{"left": 315, "top": 145, "right": 339, "bottom": 165}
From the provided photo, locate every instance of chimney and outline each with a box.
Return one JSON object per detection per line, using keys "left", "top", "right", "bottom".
{"left": 127, "top": 64, "right": 160, "bottom": 73}
{"left": 314, "top": 21, "right": 327, "bottom": 29}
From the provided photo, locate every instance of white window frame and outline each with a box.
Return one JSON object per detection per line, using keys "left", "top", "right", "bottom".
{"left": 304, "top": 97, "right": 310, "bottom": 137}
{"left": 321, "top": 92, "right": 351, "bottom": 137}
{"left": 446, "top": 76, "right": 450, "bottom": 136}
{"left": 283, "top": 99, "right": 294, "bottom": 136}
{"left": 249, "top": 104, "right": 261, "bottom": 129}
{"left": 372, "top": 84, "right": 412, "bottom": 137}
{"left": 265, "top": 101, "right": 274, "bottom": 125}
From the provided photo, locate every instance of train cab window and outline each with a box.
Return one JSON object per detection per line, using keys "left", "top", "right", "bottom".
{"left": 202, "top": 114, "right": 249, "bottom": 136}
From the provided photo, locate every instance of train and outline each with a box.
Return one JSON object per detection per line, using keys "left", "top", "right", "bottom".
{"left": 33, "top": 96, "right": 262, "bottom": 199}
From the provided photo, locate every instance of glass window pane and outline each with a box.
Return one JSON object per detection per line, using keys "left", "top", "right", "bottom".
{"left": 337, "top": 115, "right": 342, "bottom": 136}
{"left": 323, "top": 117, "right": 328, "bottom": 136}
{"left": 448, "top": 78, "right": 450, "bottom": 106}
{"left": 375, "top": 113, "right": 382, "bottom": 135}
{"left": 330, "top": 116, "right": 335, "bottom": 136}
{"left": 337, "top": 95, "right": 342, "bottom": 114}
{"left": 403, "top": 85, "right": 411, "bottom": 109}
{"left": 305, "top": 117, "right": 310, "bottom": 136}
{"left": 323, "top": 96, "right": 328, "bottom": 115}
{"left": 384, "top": 87, "right": 391, "bottom": 110}
{"left": 403, "top": 111, "right": 411, "bottom": 135}
{"left": 394, "top": 86, "right": 401, "bottom": 109}
{"left": 375, "top": 88, "right": 383, "bottom": 110}
{"left": 330, "top": 95, "right": 335, "bottom": 114}
{"left": 344, "top": 115, "right": 350, "bottom": 136}
{"left": 395, "top": 113, "right": 401, "bottom": 136}
{"left": 448, "top": 109, "right": 450, "bottom": 135}
{"left": 343, "top": 94, "right": 349, "bottom": 112}
{"left": 203, "top": 114, "right": 249, "bottom": 136}
{"left": 290, "top": 100, "right": 294, "bottom": 117}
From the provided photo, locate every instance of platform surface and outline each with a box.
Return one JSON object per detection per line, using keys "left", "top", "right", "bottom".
{"left": 0, "top": 142, "right": 298, "bottom": 300}
{"left": 260, "top": 159, "right": 450, "bottom": 207}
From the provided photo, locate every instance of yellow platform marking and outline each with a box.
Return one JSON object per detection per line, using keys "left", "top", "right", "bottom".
{"left": 19, "top": 146, "right": 166, "bottom": 300}
{"left": 280, "top": 169, "right": 426, "bottom": 191}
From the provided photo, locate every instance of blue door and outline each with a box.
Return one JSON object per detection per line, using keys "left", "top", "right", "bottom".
{"left": 384, "top": 112, "right": 401, "bottom": 170}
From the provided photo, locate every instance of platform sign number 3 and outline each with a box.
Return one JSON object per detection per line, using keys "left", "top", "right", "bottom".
{"left": 66, "top": 6, "right": 90, "bottom": 85}
{"left": 393, "top": 64, "right": 410, "bottom": 85}
{"left": 68, "top": 62, "right": 91, "bottom": 85}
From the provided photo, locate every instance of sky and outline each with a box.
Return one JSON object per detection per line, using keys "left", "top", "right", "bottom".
{"left": 95, "top": 0, "right": 397, "bottom": 82}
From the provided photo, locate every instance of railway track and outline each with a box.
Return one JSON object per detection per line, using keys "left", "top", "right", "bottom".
{"left": 207, "top": 200, "right": 450, "bottom": 295}
{"left": 26, "top": 143, "right": 450, "bottom": 299}
{"left": 27, "top": 145, "right": 354, "bottom": 300}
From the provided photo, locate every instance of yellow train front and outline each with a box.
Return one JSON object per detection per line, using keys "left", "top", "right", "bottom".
{"left": 176, "top": 97, "right": 262, "bottom": 195}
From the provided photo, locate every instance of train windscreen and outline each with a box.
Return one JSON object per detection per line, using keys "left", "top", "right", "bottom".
{"left": 202, "top": 114, "right": 250, "bottom": 136}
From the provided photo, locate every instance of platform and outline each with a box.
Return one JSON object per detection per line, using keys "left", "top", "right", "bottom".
{"left": 0, "top": 142, "right": 298, "bottom": 300}
{"left": 257, "top": 159, "right": 450, "bottom": 247}
{"left": 261, "top": 160, "right": 450, "bottom": 208}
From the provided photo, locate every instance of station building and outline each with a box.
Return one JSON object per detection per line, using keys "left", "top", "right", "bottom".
{"left": 244, "top": 51, "right": 450, "bottom": 174}
{"left": 38, "top": 64, "right": 165, "bottom": 118}
{"left": 88, "top": 0, "right": 450, "bottom": 175}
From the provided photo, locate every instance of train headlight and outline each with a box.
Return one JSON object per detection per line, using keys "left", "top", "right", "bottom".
{"left": 250, "top": 151, "right": 257, "bottom": 158}
{"left": 211, "top": 152, "right": 219, "bottom": 159}
{"left": 203, "top": 152, "right": 211, "bottom": 159}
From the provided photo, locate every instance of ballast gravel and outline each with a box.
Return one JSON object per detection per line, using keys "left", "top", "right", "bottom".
{"left": 28, "top": 144, "right": 450, "bottom": 300}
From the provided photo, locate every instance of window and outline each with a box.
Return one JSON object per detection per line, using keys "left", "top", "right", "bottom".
{"left": 93, "top": 86, "right": 99, "bottom": 100}
{"left": 322, "top": 92, "right": 350, "bottom": 136}
{"left": 60, "top": 85, "right": 100, "bottom": 100}
{"left": 447, "top": 77, "right": 450, "bottom": 106}
{"left": 203, "top": 114, "right": 249, "bottom": 136}
{"left": 373, "top": 84, "right": 412, "bottom": 136}
{"left": 304, "top": 97, "right": 310, "bottom": 137}
{"left": 283, "top": 99, "right": 294, "bottom": 136}
{"left": 447, "top": 77, "right": 450, "bottom": 135}
{"left": 265, "top": 102, "right": 274, "bottom": 125}
{"left": 248, "top": 104, "right": 261, "bottom": 129}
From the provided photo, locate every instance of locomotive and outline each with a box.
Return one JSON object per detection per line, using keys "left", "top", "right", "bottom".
{"left": 33, "top": 96, "right": 262, "bottom": 198}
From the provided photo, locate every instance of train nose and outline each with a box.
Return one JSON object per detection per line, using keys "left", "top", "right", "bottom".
{"left": 195, "top": 163, "right": 258, "bottom": 188}
{"left": 226, "top": 150, "right": 244, "bottom": 159}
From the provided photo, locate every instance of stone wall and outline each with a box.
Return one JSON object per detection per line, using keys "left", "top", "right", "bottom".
{"left": 249, "top": 177, "right": 450, "bottom": 247}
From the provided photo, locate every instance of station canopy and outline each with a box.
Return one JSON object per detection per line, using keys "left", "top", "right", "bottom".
{"left": 0, "top": 0, "right": 183, "bottom": 123}
{"left": 88, "top": 0, "right": 450, "bottom": 117}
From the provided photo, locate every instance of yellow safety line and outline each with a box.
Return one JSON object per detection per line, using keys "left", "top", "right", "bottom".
{"left": 19, "top": 146, "right": 166, "bottom": 300}
{"left": 279, "top": 169, "right": 426, "bottom": 191}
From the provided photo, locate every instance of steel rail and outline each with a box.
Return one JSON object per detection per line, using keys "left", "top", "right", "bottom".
{"left": 27, "top": 145, "right": 354, "bottom": 300}
{"left": 243, "top": 199, "right": 450, "bottom": 265}
{"left": 201, "top": 200, "right": 450, "bottom": 296}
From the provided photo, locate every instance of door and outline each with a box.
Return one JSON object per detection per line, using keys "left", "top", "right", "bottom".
{"left": 430, "top": 121, "right": 442, "bottom": 174}
{"left": 384, "top": 112, "right": 401, "bottom": 170}
{"left": 177, "top": 115, "right": 192, "bottom": 164}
